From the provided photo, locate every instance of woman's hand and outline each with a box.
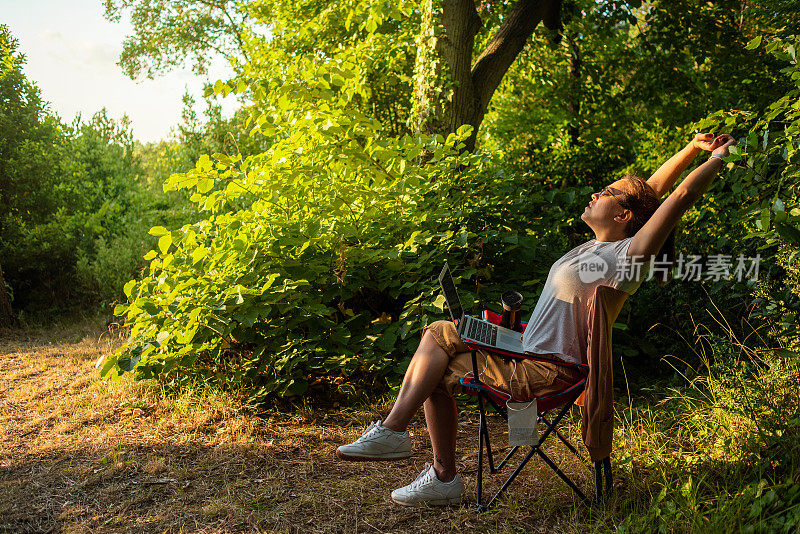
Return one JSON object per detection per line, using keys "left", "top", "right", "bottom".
{"left": 692, "top": 132, "right": 719, "bottom": 151}
{"left": 711, "top": 135, "right": 737, "bottom": 157}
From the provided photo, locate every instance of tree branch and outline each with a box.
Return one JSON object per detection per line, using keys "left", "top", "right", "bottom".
{"left": 216, "top": 1, "right": 251, "bottom": 64}
{"left": 471, "top": 0, "right": 554, "bottom": 118}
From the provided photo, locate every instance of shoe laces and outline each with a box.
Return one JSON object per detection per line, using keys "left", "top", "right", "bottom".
{"left": 408, "top": 464, "right": 434, "bottom": 490}
{"left": 360, "top": 420, "right": 382, "bottom": 438}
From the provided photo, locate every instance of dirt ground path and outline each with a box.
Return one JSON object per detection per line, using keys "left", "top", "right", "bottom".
{"left": 0, "top": 322, "right": 592, "bottom": 533}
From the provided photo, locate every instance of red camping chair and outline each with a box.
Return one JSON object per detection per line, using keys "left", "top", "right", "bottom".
{"left": 460, "top": 285, "right": 628, "bottom": 510}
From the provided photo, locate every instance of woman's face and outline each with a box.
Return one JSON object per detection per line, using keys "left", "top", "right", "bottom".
{"left": 580, "top": 179, "right": 632, "bottom": 231}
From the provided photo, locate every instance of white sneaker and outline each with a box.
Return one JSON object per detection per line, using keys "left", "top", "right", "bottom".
{"left": 336, "top": 420, "right": 411, "bottom": 461}
{"left": 391, "top": 464, "right": 463, "bottom": 507}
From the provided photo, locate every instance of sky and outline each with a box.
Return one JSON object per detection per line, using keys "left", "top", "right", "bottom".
{"left": 2, "top": 0, "right": 237, "bottom": 143}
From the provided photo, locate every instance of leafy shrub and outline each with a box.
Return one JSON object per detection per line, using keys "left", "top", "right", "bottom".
{"left": 101, "top": 51, "right": 478, "bottom": 396}
{"left": 686, "top": 36, "right": 800, "bottom": 352}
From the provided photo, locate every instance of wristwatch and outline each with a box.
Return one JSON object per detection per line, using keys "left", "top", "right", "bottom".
{"left": 710, "top": 153, "right": 725, "bottom": 161}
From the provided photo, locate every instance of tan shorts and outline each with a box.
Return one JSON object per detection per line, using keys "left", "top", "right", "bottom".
{"left": 423, "top": 320, "right": 586, "bottom": 400}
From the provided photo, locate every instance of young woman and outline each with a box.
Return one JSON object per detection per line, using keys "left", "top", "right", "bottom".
{"left": 336, "top": 132, "right": 737, "bottom": 506}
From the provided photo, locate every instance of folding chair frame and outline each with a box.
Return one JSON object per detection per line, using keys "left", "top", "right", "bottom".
{"left": 463, "top": 349, "right": 612, "bottom": 511}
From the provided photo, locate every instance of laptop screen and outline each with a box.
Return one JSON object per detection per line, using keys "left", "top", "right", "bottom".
{"left": 438, "top": 262, "right": 463, "bottom": 323}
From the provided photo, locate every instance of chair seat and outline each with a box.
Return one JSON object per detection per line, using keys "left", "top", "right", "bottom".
{"left": 456, "top": 286, "right": 626, "bottom": 510}
{"left": 460, "top": 376, "right": 586, "bottom": 413}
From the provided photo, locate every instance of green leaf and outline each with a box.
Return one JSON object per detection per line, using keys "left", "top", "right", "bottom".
{"left": 197, "top": 178, "right": 215, "bottom": 193}
{"left": 158, "top": 234, "right": 172, "bottom": 254}
{"left": 149, "top": 226, "right": 170, "bottom": 237}
{"left": 745, "top": 35, "right": 763, "bottom": 50}
{"left": 431, "top": 294, "right": 446, "bottom": 312}
{"left": 98, "top": 354, "right": 119, "bottom": 378}
{"left": 192, "top": 247, "right": 207, "bottom": 264}
{"left": 118, "top": 345, "right": 144, "bottom": 372}
{"left": 156, "top": 331, "right": 170, "bottom": 346}
{"left": 236, "top": 286, "right": 244, "bottom": 305}
{"left": 455, "top": 124, "right": 473, "bottom": 138}
{"left": 760, "top": 208, "right": 771, "bottom": 231}
{"left": 261, "top": 273, "right": 280, "bottom": 292}
{"left": 776, "top": 223, "right": 800, "bottom": 244}
{"left": 212, "top": 153, "right": 232, "bottom": 166}
{"left": 123, "top": 280, "right": 136, "bottom": 298}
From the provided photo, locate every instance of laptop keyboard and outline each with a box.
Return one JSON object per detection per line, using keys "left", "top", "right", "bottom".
{"left": 465, "top": 316, "right": 498, "bottom": 346}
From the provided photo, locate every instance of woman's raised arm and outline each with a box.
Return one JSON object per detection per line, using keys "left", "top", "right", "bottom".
{"left": 629, "top": 135, "right": 736, "bottom": 260}
{"left": 646, "top": 133, "right": 726, "bottom": 198}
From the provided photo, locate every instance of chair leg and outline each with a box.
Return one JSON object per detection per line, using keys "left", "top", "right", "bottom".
{"left": 603, "top": 457, "right": 613, "bottom": 493}
{"left": 483, "top": 446, "right": 537, "bottom": 510}
{"left": 594, "top": 460, "right": 603, "bottom": 504}
{"left": 540, "top": 414, "right": 586, "bottom": 463}
{"left": 538, "top": 449, "right": 590, "bottom": 505}
{"left": 593, "top": 457, "right": 613, "bottom": 505}
{"left": 478, "top": 396, "right": 496, "bottom": 473}
{"left": 479, "top": 395, "right": 584, "bottom": 511}
{"left": 496, "top": 446, "right": 519, "bottom": 471}
{"left": 477, "top": 396, "right": 486, "bottom": 508}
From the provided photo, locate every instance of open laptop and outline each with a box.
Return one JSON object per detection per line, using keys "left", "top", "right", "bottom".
{"left": 438, "top": 262, "right": 524, "bottom": 352}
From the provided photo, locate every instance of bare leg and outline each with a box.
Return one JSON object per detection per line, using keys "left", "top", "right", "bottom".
{"left": 424, "top": 390, "right": 458, "bottom": 482}
{"left": 382, "top": 331, "right": 450, "bottom": 433}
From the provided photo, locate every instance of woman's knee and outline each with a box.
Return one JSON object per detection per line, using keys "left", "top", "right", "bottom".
{"left": 416, "top": 329, "right": 448, "bottom": 358}
{"left": 421, "top": 320, "right": 459, "bottom": 348}
{"left": 428, "top": 320, "right": 457, "bottom": 335}
{"left": 430, "top": 375, "right": 459, "bottom": 400}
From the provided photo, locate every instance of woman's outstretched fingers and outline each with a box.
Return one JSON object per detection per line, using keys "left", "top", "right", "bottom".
{"left": 710, "top": 134, "right": 735, "bottom": 151}
{"left": 711, "top": 135, "right": 737, "bottom": 158}
{"left": 693, "top": 132, "right": 718, "bottom": 151}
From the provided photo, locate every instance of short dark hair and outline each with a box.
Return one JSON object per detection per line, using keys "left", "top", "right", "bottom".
{"left": 618, "top": 174, "right": 676, "bottom": 285}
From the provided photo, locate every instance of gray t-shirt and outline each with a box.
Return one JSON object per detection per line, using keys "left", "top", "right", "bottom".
{"left": 521, "top": 238, "right": 644, "bottom": 364}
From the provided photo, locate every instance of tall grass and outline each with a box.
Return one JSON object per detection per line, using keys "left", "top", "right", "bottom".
{"left": 596, "top": 306, "right": 800, "bottom": 533}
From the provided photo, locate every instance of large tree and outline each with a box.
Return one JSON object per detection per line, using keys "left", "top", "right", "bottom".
{"left": 411, "top": 0, "right": 562, "bottom": 150}
{"left": 105, "top": 0, "right": 563, "bottom": 149}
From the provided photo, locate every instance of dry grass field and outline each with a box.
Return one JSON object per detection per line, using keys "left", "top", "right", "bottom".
{"left": 1, "top": 320, "right": 609, "bottom": 533}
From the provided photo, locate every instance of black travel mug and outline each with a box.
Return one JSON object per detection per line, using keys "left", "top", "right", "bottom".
{"left": 500, "top": 291, "right": 523, "bottom": 332}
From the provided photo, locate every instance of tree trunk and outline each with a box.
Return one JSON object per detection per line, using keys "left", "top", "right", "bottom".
{"left": 0, "top": 261, "right": 18, "bottom": 328}
{"left": 566, "top": 32, "right": 581, "bottom": 145}
{"left": 412, "top": 0, "right": 562, "bottom": 152}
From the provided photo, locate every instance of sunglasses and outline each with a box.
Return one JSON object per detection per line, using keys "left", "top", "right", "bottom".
{"left": 595, "top": 186, "right": 624, "bottom": 200}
